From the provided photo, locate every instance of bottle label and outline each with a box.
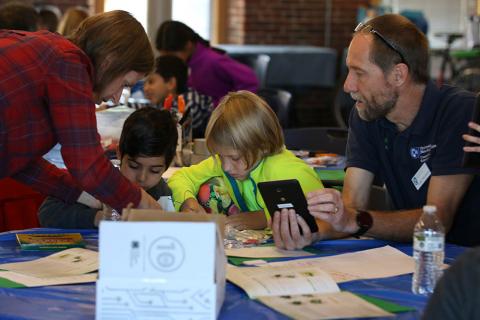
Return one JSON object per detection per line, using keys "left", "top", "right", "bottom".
{"left": 414, "top": 236, "right": 444, "bottom": 252}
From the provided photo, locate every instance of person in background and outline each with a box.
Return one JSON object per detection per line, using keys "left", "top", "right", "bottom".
{"left": 39, "top": 108, "right": 178, "bottom": 228}
{"left": 57, "top": 6, "right": 89, "bottom": 36}
{"left": 422, "top": 247, "right": 480, "bottom": 319}
{"left": 273, "top": 14, "right": 480, "bottom": 250}
{"left": 420, "top": 124, "right": 480, "bottom": 319}
{"left": 36, "top": 4, "right": 61, "bottom": 32}
{"left": 155, "top": 20, "right": 259, "bottom": 106}
{"left": 0, "top": 10, "right": 162, "bottom": 215}
{"left": 0, "top": 2, "right": 38, "bottom": 31}
{"left": 168, "top": 91, "right": 329, "bottom": 231}
{"left": 144, "top": 55, "right": 213, "bottom": 138}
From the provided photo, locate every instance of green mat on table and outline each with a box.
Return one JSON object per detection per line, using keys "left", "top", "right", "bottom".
{"left": 0, "top": 275, "right": 26, "bottom": 288}
{"left": 354, "top": 293, "right": 415, "bottom": 313}
{"left": 227, "top": 244, "right": 335, "bottom": 266}
{"left": 316, "top": 169, "right": 345, "bottom": 182}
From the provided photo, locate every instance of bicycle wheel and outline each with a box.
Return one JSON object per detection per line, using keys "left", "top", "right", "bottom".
{"left": 452, "top": 67, "right": 480, "bottom": 93}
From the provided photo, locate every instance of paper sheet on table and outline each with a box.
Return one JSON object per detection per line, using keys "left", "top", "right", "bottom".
{"left": 0, "top": 271, "right": 97, "bottom": 287}
{"left": 258, "top": 291, "right": 393, "bottom": 320}
{"left": 263, "top": 246, "right": 414, "bottom": 283}
{"left": 227, "top": 264, "right": 339, "bottom": 298}
{"left": 0, "top": 248, "right": 98, "bottom": 278}
{"left": 225, "top": 246, "right": 314, "bottom": 258}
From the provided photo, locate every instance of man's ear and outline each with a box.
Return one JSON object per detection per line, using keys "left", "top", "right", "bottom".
{"left": 116, "top": 147, "right": 121, "bottom": 163}
{"left": 392, "top": 63, "right": 409, "bottom": 86}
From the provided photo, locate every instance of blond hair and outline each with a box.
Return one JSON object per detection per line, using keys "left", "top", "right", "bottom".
{"left": 57, "top": 7, "right": 88, "bottom": 36}
{"left": 68, "top": 10, "right": 154, "bottom": 95}
{"left": 205, "top": 91, "right": 284, "bottom": 169}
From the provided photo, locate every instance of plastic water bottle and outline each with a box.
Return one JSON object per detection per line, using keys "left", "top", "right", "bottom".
{"left": 412, "top": 205, "right": 445, "bottom": 295}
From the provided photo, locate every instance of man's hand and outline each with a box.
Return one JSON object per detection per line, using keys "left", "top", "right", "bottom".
{"left": 272, "top": 208, "right": 317, "bottom": 250}
{"left": 463, "top": 121, "right": 480, "bottom": 153}
{"left": 307, "top": 188, "right": 357, "bottom": 234}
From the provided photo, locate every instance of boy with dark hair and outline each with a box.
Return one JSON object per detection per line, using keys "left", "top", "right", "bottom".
{"left": 38, "top": 107, "right": 178, "bottom": 228}
{"left": 144, "top": 55, "right": 213, "bottom": 138}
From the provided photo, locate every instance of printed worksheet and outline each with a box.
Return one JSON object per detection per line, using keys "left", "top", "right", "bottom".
{"left": 227, "top": 264, "right": 339, "bottom": 298}
{"left": 258, "top": 291, "right": 393, "bottom": 319}
{"left": 263, "top": 246, "right": 414, "bottom": 283}
{"left": 225, "top": 246, "right": 314, "bottom": 258}
{"left": 0, "top": 271, "right": 97, "bottom": 287}
{"left": 0, "top": 248, "right": 98, "bottom": 278}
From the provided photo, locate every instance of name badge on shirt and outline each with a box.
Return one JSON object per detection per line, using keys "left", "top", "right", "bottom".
{"left": 411, "top": 163, "right": 431, "bottom": 190}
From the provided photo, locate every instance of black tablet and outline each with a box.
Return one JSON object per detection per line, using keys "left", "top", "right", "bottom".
{"left": 258, "top": 179, "right": 319, "bottom": 234}
{"left": 462, "top": 93, "right": 480, "bottom": 168}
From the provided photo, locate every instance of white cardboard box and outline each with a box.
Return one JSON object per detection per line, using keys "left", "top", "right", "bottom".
{"left": 96, "top": 211, "right": 226, "bottom": 319}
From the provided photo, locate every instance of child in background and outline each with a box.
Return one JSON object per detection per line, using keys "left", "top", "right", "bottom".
{"left": 38, "top": 107, "right": 178, "bottom": 228}
{"left": 144, "top": 55, "right": 213, "bottom": 139}
{"left": 57, "top": 6, "right": 89, "bottom": 36}
{"left": 155, "top": 20, "right": 259, "bottom": 106}
{"left": 168, "top": 91, "right": 324, "bottom": 230}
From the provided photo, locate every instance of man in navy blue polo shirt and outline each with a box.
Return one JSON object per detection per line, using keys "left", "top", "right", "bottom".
{"left": 273, "top": 13, "right": 480, "bottom": 250}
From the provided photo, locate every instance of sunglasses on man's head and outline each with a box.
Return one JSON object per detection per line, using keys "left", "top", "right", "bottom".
{"left": 355, "top": 22, "right": 407, "bottom": 64}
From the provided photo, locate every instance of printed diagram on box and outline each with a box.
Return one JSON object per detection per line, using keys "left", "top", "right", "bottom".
{"left": 98, "top": 287, "right": 213, "bottom": 319}
{"left": 148, "top": 237, "right": 185, "bottom": 272}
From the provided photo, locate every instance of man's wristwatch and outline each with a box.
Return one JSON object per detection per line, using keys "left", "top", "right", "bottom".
{"left": 352, "top": 210, "right": 373, "bottom": 238}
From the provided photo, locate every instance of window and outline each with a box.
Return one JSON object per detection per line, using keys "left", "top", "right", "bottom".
{"left": 172, "top": 0, "right": 211, "bottom": 39}
{"left": 103, "top": 0, "right": 148, "bottom": 31}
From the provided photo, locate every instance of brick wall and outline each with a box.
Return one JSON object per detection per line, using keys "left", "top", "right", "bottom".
{"left": 228, "top": 0, "right": 368, "bottom": 52}
{"left": 226, "top": 0, "right": 369, "bottom": 126}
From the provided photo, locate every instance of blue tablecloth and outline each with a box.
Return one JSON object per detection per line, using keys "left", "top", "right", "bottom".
{"left": 0, "top": 228, "right": 465, "bottom": 320}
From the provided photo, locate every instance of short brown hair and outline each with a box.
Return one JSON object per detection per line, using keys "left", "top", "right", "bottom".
{"left": 355, "top": 14, "right": 429, "bottom": 84}
{"left": 69, "top": 10, "right": 154, "bottom": 94}
{"left": 205, "top": 91, "right": 284, "bottom": 169}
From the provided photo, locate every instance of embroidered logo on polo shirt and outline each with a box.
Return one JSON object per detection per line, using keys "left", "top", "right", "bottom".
{"left": 410, "top": 147, "right": 420, "bottom": 159}
{"left": 410, "top": 144, "right": 437, "bottom": 162}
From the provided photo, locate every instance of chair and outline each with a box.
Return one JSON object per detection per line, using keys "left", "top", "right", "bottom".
{"left": 258, "top": 88, "right": 293, "bottom": 128}
{"left": 0, "top": 178, "right": 45, "bottom": 232}
{"left": 231, "top": 54, "right": 271, "bottom": 88}
{"left": 368, "top": 185, "right": 393, "bottom": 211}
{"left": 333, "top": 47, "right": 355, "bottom": 128}
{"left": 333, "top": 86, "right": 355, "bottom": 128}
{"left": 283, "top": 127, "right": 348, "bottom": 155}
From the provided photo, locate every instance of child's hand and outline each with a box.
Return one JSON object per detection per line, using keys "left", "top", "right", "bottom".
{"left": 138, "top": 189, "right": 162, "bottom": 210}
{"left": 226, "top": 210, "right": 267, "bottom": 230}
{"left": 180, "top": 198, "right": 206, "bottom": 213}
{"left": 94, "top": 211, "right": 103, "bottom": 227}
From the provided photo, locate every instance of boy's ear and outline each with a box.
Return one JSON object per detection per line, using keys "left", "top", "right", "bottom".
{"left": 166, "top": 77, "right": 177, "bottom": 94}
{"left": 116, "top": 147, "right": 121, "bottom": 162}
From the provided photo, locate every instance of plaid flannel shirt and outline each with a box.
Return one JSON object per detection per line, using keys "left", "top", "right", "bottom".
{"left": 0, "top": 30, "right": 141, "bottom": 211}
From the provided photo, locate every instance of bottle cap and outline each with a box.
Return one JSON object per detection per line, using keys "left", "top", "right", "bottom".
{"left": 423, "top": 205, "right": 437, "bottom": 213}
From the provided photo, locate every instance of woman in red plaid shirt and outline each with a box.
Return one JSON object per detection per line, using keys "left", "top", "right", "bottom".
{"left": 0, "top": 10, "right": 162, "bottom": 213}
